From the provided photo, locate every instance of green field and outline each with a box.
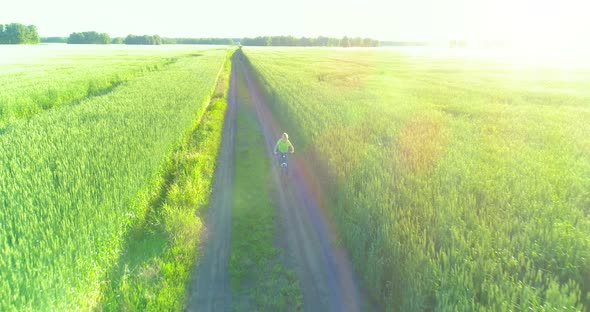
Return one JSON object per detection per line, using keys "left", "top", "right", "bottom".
{"left": 0, "top": 45, "right": 229, "bottom": 310}
{"left": 3, "top": 44, "right": 589, "bottom": 311}
{"left": 0, "top": 45, "right": 205, "bottom": 127}
{"left": 244, "top": 47, "right": 590, "bottom": 310}
{"left": 100, "top": 52, "right": 232, "bottom": 311}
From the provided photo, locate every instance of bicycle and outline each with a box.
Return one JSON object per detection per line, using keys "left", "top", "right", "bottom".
{"left": 277, "top": 152, "right": 289, "bottom": 181}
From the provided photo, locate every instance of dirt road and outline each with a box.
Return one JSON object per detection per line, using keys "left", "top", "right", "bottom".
{"left": 240, "top": 60, "right": 365, "bottom": 312}
{"left": 185, "top": 59, "right": 236, "bottom": 312}
{"left": 186, "top": 56, "right": 366, "bottom": 311}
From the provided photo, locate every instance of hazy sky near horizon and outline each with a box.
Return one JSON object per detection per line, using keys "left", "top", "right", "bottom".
{"left": 1, "top": 0, "right": 589, "bottom": 42}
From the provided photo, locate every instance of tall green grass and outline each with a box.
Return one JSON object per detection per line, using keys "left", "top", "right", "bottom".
{"left": 0, "top": 48, "right": 227, "bottom": 310}
{"left": 244, "top": 47, "right": 590, "bottom": 311}
{"left": 100, "top": 51, "right": 233, "bottom": 311}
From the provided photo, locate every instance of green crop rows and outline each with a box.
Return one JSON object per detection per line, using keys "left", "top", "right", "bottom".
{"left": 0, "top": 46, "right": 227, "bottom": 310}
{"left": 99, "top": 52, "right": 232, "bottom": 312}
{"left": 244, "top": 47, "right": 590, "bottom": 311}
{"left": 0, "top": 46, "right": 203, "bottom": 127}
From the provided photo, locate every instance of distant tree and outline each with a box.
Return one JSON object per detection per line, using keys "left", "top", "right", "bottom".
{"left": 273, "top": 36, "right": 282, "bottom": 46}
{"left": 111, "top": 37, "right": 124, "bottom": 44}
{"left": 362, "top": 38, "right": 370, "bottom": 47}
{"left": 341, "top": 36, "right": 350, "bottom": 47}
{"left": 99, "top": 32, "right": 109, "bottom": 44}
{"left": 165, "top": 37, "right": 234, "bottom": 44}
{"left": 242, "top": 36, "right": 267, "bottom": 46}
{"left": 124, "top": 35, "right": 138, "bottom": 44}
{"left": 327, "top": 37, "right": 340, "bottom": 46}
{"left": 240, "top": 35, "right": 378, "bottom": 47}
{"left": 284, "top": 36, "right": 298, "bottom": 46}
{"left": 241, "top": 37, "right": 252, "bottom": 45}
{"left": 351, "top": 37, "right": 362, "bottom": 47}
{"left": 144, "top": 35, "right": 154, "bottom": 45}
{"left": 315, "top": 36, "right": 329, "bottom": 46}
{"left": 41, "top": 37, "right": 68, "bottom": 43}
{"left": 124, "top": 34, "right": 161, "bottom": 45}
{"left": 68, "top": 32, "right": 83, "bottom": 43}
{"left": 141, "top": 35, "right": 152, "bottom": 45}
{"left": 68, "top": 31, "right": 110, "bottom": 44}
{"left": 273, "top": 37, "right": 281, "bottom": 45}
{"left": 363, "top": 38, "right": 379, "bottom": 47}
{"left": 300, "top": 37, "right": 313, "bottom": 46}
{"left": 3, "top": 24, "right": 20, "bottom": 44}
{"left": 0, "top": 23, "right": 40, "bottom": 44}
{"left": 142, "top": 35, "right": 152, "bottom": 45}
{"left": 26, "top": 25, "right": 40, "bottom": 43}
{"left": 162, "top": 37, "right": 177, "bottom": 44}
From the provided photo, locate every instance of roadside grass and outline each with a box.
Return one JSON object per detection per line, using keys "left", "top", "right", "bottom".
{"left": 229, "top": 59, "right": 302, "bottom": 311}
{"left": 243, "top": 48, "right": 590, "bottom": 311}
{"left": 98, "top": 52, "right": 232, "bottom": 311}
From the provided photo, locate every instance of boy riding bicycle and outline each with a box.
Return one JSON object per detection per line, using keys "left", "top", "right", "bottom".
{"left": 274, "top": 132, "right": 295, "bottom": 169}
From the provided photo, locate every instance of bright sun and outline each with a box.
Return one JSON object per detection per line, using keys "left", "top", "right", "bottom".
{"left": 465, "top": 0, "right": 590, "bottom": 47}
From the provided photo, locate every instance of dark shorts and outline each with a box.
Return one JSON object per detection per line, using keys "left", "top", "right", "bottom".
{"left": 277, "top": 152, "right": 288, "bottom": 166}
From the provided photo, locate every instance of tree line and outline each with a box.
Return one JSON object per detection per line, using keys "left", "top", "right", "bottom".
{"left": 43, "top": 35, "right": 232, "bottom": 45}
{"left": 124, "top": 34, "right": 162, "bottom": 45}
{"left": 45, "top": 33, "right": 381, "bottom": 47}
{"left": 68, "top": 31, "right": 110, "bottom": 44}
{"left": 32, "top": 29, "right": 384, "bottom": 47}
{"left": 0, "top": 23, "right": 40, "bottom": 44}
{"left": 161, "top": 37, "right": 235, "bottom": 45}
{"left": 240, "top": 36, "right": 379, "bottom": 47}
{"left": 42, "top": 35, "right": 429, "bottom": 47}
{"left": 56, "top": 34, "right": 163, "bottom": 45}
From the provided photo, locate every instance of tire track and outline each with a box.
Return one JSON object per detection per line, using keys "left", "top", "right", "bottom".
{"left": 185, "top": 56, "right": 237, "bottom": 312}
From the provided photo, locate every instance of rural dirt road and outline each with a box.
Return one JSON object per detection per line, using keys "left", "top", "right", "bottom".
{"left": 186, "top": 55, "right": 366, "bottom": 311}
{"left": 185, "top": 59, "right": 237, "bottom": 311}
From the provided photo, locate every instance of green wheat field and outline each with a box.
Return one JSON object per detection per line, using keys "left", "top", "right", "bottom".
{"left": 1, "top": 44, "right": 589, "bottom": 310}
{"left": 0, "top": 45, "right": 229, "bottom": 310}
{"left": 244, "top": 47, "right": 590, "bottom": 311}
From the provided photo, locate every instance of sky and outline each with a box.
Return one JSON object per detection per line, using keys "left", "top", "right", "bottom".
{"left": 1, "top": 0, "right": 589, "bottom": 42}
